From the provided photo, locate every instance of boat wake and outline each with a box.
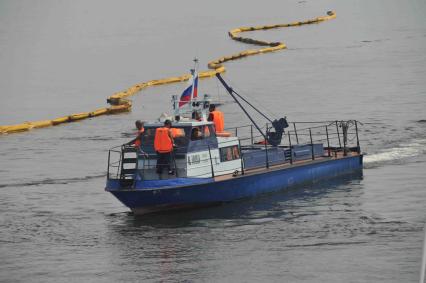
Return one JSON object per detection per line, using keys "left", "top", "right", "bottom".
{"left": 364, "top": 138, "right": 426, "bottom": 168}
{"left": 0, "top": 174, "right": 105, "bottom": 189}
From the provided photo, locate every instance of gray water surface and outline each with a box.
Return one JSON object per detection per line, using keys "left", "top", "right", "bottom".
{"left": 1, "top": 0, "right": 426, "bottom": 282}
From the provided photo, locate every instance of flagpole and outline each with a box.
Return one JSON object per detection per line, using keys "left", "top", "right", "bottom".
{"left": 189, "top": 58, "right": 198, "bottom": 115}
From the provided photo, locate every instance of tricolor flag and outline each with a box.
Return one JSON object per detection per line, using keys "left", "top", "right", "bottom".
{"left": 179, "top": 73, "right": 198, "bottom": 107}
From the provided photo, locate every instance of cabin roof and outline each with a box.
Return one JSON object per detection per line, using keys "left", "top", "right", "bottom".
{"left": 144, "top": 120, "right": 214, "bottom": 127}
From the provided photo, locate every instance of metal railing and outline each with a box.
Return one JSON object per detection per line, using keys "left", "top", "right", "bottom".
{"left": 107, "top": 120, "right": 362, "bottom": 183}
{"left": 225, "top": 120, "right": 361, "bottom": 167}
{"left": 225, "top": 120, "right": 361, "bottom": 151}
{"left": 107, "top": 145, "right": 122, "bottom": 180}
{"left": 285, "top": 120, "right": 362, "bottom": 157}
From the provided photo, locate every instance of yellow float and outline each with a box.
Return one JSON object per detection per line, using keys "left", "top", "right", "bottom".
{"left": 0, "top": 11, "right": 336, "bottom": 135}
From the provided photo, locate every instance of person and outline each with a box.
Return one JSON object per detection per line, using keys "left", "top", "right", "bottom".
{"left": 126, "top": 120, "right": 144, "bottom": 147}
{"left": 168, "top": 115, "right": 185, "bottom": 138}
{"left": 154, "top": 120, "right": 175, "bottom": 175}
{"left": 192, "top": 111, "right": 202, "bottom": 121}
{"left": 171, "top": 127, "right": 184, "bottom": 138}
{"left": 207, "top": 104, "right": 224, "bottom": 132}
{"left": 191, "top": 127, "right": 202, "bottom": 140}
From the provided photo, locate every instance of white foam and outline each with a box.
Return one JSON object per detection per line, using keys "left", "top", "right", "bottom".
{"left": 364, "top": 139, "right": 426, "bottom": 166}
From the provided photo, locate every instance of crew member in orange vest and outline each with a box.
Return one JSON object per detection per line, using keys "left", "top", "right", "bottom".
{"left": 170, "top": 127, "right": 184, "bottom": 138}
{"left": 127, "top": 120, "right": 145, "bottom": 147}
{"left": 154, "top": 120, "right": 175, "bottom": 175}
{"left": 207, "top": 104, "right": 224, "bottom": 132}
{"left": 170, "top": 115, "right": 184, "bottom": 138}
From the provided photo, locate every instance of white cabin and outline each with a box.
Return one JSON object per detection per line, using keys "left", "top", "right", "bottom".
{"left": 135, "top": 120, "right": 242, "bottom": 180}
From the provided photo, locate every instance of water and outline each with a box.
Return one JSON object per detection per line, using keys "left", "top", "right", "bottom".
{"left": 1, "top": 0, "right": 426, "bottom": 282}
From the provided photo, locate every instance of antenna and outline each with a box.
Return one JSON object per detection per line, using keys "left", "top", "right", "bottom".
{"left": 190, "top": 57, "right": 199, "bottom": 77}
{"left": 193, "top": 57, "right": 199, "bottom": 70}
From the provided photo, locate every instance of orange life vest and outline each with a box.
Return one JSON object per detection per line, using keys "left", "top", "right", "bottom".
{"left": 154, "top": 127, "right": 173, "bottom": 153}
{"left": 210, "top": 110, "right": 224, "bottom": 132}
{"left": 134, "top": 128, "right": 144, "bottom": 147}
{"left": 170, "top": 128, "right": 184, "bottom": 138}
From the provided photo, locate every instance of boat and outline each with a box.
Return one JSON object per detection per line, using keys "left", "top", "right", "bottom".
{"left": 105, "top": 63, "right": 363, "bottom": 215}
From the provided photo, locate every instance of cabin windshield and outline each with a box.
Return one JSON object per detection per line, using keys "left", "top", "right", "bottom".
{"left": 140, "top": 124, "right": 218, "bottom": 154}
{"left": 190, "top": 125, "right": 215, "bottom": 141}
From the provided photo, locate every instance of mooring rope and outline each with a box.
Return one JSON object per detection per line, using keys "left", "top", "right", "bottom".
{"left": 0, "top": 11, "right": 336, "bottom": 135}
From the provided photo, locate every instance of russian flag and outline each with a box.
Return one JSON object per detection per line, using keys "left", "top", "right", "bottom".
{"left": 179, "top": 74, "right": 198, "bottom": 107}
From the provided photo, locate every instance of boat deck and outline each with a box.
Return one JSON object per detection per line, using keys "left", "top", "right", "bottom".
{"left": 214, "top": 151, "right": 361, "bottom": 182}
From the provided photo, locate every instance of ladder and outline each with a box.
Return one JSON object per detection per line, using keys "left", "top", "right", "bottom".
{"left": 119, "top": 145, "right": 138, "bottom": 188}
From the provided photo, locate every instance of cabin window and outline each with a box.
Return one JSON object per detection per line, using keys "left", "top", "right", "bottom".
{"left": 191, "top": 125, "right": 214, "bottom": 141}
{"left": 220, "top": 145, "right": 240, "bottom": 162}
{"left": 191, "top": 127, "right": 203, "bottom": 141}
{"left": 141, "top": 128, "right": 156, "bottom": 145}
{"left": 172, "top": 127, "right": 189, "bottom": 147}
{"left": 203, "top": 125, "right": 210, "bottom": 138}
{"left": 190, "top": 125, "right": 214, "bottom": 141}
{"left": 171, "top": 128, "right": 185, "bottom": 138}
{"left": 205, "top": 125, "right": 215, "bottom": 138}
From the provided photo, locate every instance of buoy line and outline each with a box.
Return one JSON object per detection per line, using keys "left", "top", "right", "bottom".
{"left": 0, "top": 11, "right": 336, "bottom": 135}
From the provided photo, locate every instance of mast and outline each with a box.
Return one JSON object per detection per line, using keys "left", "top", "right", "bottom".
{"left": 187, "top": 58, "right": 198, "bottom": 114}
{"left": 189, "top": 57, "right": 198, "bottom": 113}
{"left": 190, "top": 58, "right": 198, "bottom": 101}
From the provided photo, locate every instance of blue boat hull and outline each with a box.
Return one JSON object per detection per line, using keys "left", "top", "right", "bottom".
{"left": 106, "top": 155, "right": 363, "bottom": 214}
